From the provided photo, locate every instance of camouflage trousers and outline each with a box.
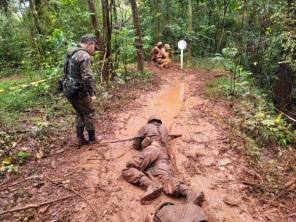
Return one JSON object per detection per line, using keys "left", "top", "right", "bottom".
{"left": 122, "top": 142, "right": 183, "bottom": 196}
{"left": 66, "top": 93, "right": 96, "bottom": 131}
{"left": 153, "top": 203, "right": 208, "bottom": 222}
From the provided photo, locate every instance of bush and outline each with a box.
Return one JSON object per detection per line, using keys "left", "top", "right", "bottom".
{"left": 205, "top": 54, "right": 296, "bottom": 147}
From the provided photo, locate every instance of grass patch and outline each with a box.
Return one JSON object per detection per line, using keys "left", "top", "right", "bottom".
{"left": 0, "top": 83, "right": 52, "bottom": 127}
{"left": 205, "top": 76, "right": 230, "bottom": 98}
{"left": 189, "top": 57, "right": 226, "bottom": 70}
{"left": 0, "top": 67, "right": 63, "bottom": 128}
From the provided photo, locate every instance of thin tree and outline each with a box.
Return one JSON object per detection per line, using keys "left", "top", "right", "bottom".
{"left": 86, "top": 0, "right": 104, "bottom": 54}
{"left": 28, "top": 0, "right": 42, "bottom": 34}
{"left": 130, "top": 0, "right": 144, "bottom": 71}
{"left": 101, "top": 0, "right": 112, "bottom": 82}
{"left": 187, "top": 0, "right": 193, "bottom": 66}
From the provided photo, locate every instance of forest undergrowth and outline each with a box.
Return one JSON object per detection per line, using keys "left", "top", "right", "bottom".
{"left": 201, "top": 57, "right": 295, "bottom": 210}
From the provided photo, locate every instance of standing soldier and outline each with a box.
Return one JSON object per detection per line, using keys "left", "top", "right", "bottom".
{"left": 63, "top": 34, "right": 99, "bottom": 146}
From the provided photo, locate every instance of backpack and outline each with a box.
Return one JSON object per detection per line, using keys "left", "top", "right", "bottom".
{"left": 57, "top": 48, "right": 87, "bottom": 96}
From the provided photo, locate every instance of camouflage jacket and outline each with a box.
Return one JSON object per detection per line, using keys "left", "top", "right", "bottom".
{"left": 133, "top": 122, "right": 169, "bottom": 149}
{"left": 64, "top": 46, "right": 96, "bottom": 96}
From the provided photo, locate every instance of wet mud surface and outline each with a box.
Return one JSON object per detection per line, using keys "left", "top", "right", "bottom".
{"left": 1, "top": 65, "right": 293, "bottom": 222}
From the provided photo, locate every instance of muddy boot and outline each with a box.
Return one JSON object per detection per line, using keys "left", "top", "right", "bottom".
{"left": 140, "top": 176, "right": 163, "bottom": 205}
{"left": 87, "top": 130, "right": 97, "bottom": 145}
{"left": 76, "top": 127, "right": 88, "bottom": 146}
{"left": 180, "top": 184, "right": 205, "bottom": 206}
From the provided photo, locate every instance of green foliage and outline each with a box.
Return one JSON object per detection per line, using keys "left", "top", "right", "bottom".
{"left": 16, "top": 151, "right": 31, "bottom": 163}
{"left": 114, "top": 69, "right": 152, "bottom": 85}
{"left": 0, "top": 156, "right": 18, "bottom": 174}
{"left": 189, "top": 57, "right": 226, "bottom": 70}
{"left": 205, "top": 76, "right": 230, "bottom": 98}
{"left": 113, "top": 27, "right": 137, "bottom": 65}
{"left": 239, "top": 98, "right": 295, "bottom": 147}
{"left": 206, "top": 68, "right": 295, "bottom": 147}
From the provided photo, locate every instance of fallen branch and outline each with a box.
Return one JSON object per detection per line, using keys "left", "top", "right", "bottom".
{"left": 275, "top": 107, "right": 296, "bottom": 124}
{"left": 42, "top": 172, "right": 101, "bottom": 221}
{"left": 0, "top": 175, "right": 40, "bottom": 192}
{"left": 266, "top": 178, "right": 296, "bottom": 208}
{"left": 0, "top": 194, "right": 76, "bottom": 216}
{"left": 63, "top": 186, "right": 101, "bottom": 221}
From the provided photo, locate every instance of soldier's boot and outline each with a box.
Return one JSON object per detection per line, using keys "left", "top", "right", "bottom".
{"left": 139, "top": 176, "right": 163, "bottom": 205}
{"left": 76, "top": 127, "right": 88, "bottom": 146}
{"left": 179, "top": 184, "right": 205, "bottom": 206}
{"left": 87, "top": 130, "right": 97, "bottom": 145}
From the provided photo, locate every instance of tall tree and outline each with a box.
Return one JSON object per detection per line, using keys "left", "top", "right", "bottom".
{"left": 28, "top": 0, "right": 42, "bottom": 34}
{"left": 187, "top": 0, "right": 193, "bottom": 66}
{"left": 101, "top": 0, "right": 112, "bottom": 82}
{"left": 130, "top": 0, "right": 144, "bottom": 71}
{"left": 86, "top": 0, "right": 104, "bottom": 54}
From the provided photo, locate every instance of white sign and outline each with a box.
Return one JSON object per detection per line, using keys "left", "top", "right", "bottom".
{"left": 178, "top": 40, "right": 187, "bottom": 69}
{"left": 178, "top": 40, "right": 187, "bottom": 50}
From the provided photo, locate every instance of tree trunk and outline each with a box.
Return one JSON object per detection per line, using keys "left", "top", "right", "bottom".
{"left": 187, "top": 0, "right": 193, "bottom": 66}
{"left": 130, "top": 0, "right": 144, "bottom": 71}
{"left": 217, "top": 0, "right": 230, "bottom": 52}
{"left": 86, "top": 0, "right": 104, "bottom": 54}
{"left": 111, "top": 0, "right": 119, "bottom": 70}
{"left": 154, "top": 0, "right": 160, "bottom": 41}
{"left": 28, "top": 0, "right": 42, "bottom": 34}
{"left": 100, "top": 0, "right": 112, "bottom": 82}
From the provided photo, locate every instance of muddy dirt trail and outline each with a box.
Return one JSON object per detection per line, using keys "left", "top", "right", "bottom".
{"left": 67, "top": 65, "right": 272, "bottom": 222}
{"left": 1, "top": 65, "right": 288, "bottom": 222}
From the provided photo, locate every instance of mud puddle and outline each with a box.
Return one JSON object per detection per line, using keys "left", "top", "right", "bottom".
{"left": 119, "top": 79, "right": 185, "bottom": 137}
{"left": 77, "top": 77, "right": 186, "bottom": 221}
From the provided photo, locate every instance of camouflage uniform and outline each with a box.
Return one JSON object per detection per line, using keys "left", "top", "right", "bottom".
{"left": 153, "top": 202, "right": 208, "bottom": 222}
{"left": 63, "top": 46, "right": 96, "bottom": 136}
{"left": 122, "top": 116, "right": 203, "bottom": 204}
{"left": 159, "top": 44, "right": 172, "bottom": 68}
{"left": 151, "top": 46, "right": 161, "bottom": 62}
{"left": 151, "top": 42, "right": 164, "bottom": 62}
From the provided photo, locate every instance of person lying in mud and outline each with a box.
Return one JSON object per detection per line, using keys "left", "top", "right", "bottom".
{"left": 122, "top": 115, "right": 204, "bottom": 205}
{"left": 151, "top": 200, "right": 208, "bottom": 222}
{"left": 150, "top": 42, "right": 172, "bottom": 69}
{"left": 150, "top": 41, "right": 164, "bottom": 62}
{"left": 158, "top": 44, "right": 172, "bottom": 69}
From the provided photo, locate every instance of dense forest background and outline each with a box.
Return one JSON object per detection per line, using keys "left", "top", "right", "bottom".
{"left": 0, "top": 0, "right": 295, "bottom": 104}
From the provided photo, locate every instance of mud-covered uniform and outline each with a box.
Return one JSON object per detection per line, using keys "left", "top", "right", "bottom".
{"left": 151, "top": 46, "right": 161, "bottom": 62}
{"left": 158, "top": 46, "right": 172, "bottom": 68}
{"left": 153, "top": 202, "right": 208, "bottom": 222}
{"left": 63, "top": 46, "right": 96, "bottom": 131}
{"left": 122, "top": 120, "right": 191, "bottom": 198}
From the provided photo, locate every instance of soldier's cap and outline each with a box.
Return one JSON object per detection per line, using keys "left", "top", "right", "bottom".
{"left": 156, "top": 41, "right": 164, "bottom": 47}
{"left": 164, "top": 44, "right": 171, "bottom": 50}
{"left": 147, "top": 115, "right": 162, "bottom": 124}
{"left": 80, "top": 34, "right": 99, "bottom": 50}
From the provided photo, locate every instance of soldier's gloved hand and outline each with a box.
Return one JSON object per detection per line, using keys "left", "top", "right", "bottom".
{"left": 90, "top": 96, "right": 96, "bottom": 103}
{"left": 126, "top": 160, "right": 136, "bottom": 168}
